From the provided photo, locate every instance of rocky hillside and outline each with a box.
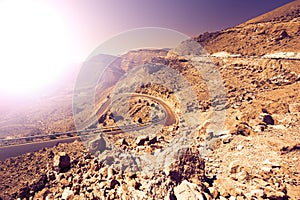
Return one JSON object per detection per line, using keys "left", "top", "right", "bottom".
{"left": 1, "top": 1, "right": 300, "bottom": 199}
{"left": 245, "top": 0, "right": 300, "bottom": 24}
{"left": 196, "top": 0, "right": 300, "bottom": 56}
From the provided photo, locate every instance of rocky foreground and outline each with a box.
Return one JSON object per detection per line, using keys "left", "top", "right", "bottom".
{"left": 1, "top": 43, "right": 300, "bottom": 200}
{"left": 0, "top": 62, "right": 300, "bottom": 198}
{"left": 1, "top": 46, "right": 300, "bottom": 200}
{"left": 0, "top": 103, "right": 299, "bottom": 199}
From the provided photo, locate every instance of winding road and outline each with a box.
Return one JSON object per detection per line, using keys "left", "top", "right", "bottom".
{"left": 0, "top": 93, "right": 177, "bottom": 161}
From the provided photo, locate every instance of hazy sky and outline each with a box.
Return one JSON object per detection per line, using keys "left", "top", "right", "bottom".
{"left": 0, "top": 0, "right": 294, "bottom": 98}
{"left": 57, "top": 0, "right": 293, "bottom": 61}
{"left": 1, "top": 0, "right": 294, "bottom": 63}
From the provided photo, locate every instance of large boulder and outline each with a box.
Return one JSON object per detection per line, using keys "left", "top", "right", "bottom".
{"left": 136, "top": 135, "right": 149, "bottom": 146}
{"left": 53, "top": 152, "right": 71, "bottom": 173}
{"left": 168, "top": 148, "right": 205, "bottom": 187}
{"left": 233, "top": 122, "right": 254, "bottom": 136}
{"left": 262, "top": 114, "right": 275, "bottom": 125}
{"left": 174, "top": 180, "right": 204, "bottom": 200}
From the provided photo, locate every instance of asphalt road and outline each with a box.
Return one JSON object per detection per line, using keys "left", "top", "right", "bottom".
{"left": 129, "top": 93, "right": 177, "bottom": 126}
{"left": 0, "top": 93, "right": 177, "bottom": 161}
{"left": 0, "top": 137, "right": 79, "bottom": 161}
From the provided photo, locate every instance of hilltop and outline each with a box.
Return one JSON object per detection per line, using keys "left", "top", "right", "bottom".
{"left": 196, "top": 0, "right": 300, "bottom": 56}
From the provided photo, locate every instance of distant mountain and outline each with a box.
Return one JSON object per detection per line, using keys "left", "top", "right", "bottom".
{"left": 195, "top": 0, "right": 300, "bottom": 56}
{"left": 94, "top": 48, "right": 168, "bottom": 92}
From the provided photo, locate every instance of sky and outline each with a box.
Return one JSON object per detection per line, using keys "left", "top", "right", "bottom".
{"left": 57, "top": 0, "right": 294, "bottom": 61}
{"left": 0, "top": 0, "right": 294, "bottom": 98}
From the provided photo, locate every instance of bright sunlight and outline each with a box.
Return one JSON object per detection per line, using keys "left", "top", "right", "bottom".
{"left": 0, "top": 0, "right": 72, "bottom": 96}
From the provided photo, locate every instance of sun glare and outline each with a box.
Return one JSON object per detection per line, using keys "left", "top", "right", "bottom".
{"left": 0, "top": 0, "right": 71, "bottom": 96}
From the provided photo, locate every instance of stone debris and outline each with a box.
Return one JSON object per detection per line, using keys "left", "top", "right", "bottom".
{"left": 61, "top": 187, "right": 74, "bottom": 200}
{"left": 173, "top": 180, "right": 204, "bottom": 200}
{"left": 289, "top": 103, "right": 300, "bottom": 114}
{"left": 136, "top": 135, "right": 149, "bottom": 146}
{"left": 262, "top": 113, "right": 275, "bottom": 125}
{"left": 233, "top": 122, "right": 254, "bottom": 136}
{"left": 53, "top": 152, "right": 71, "bottom": 173}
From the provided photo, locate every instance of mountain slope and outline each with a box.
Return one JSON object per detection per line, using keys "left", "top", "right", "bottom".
{"left": 1, "top": 1, "right": 300, "bottom": 199}
{"left": 245, "top": 0, "right": 300, "bottom": 24}
{"left": 196, "top": 0, "right": 300, "bottom": 56}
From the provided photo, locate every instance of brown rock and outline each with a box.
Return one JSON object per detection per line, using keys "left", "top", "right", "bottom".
{"left": 53, "top": 152, "right": 71, "bottom": 172}
{"left": 148, "top": 136, "right": 158, "bottom": 145}
{"left": 268, "top": 192, "right": 287, "bottom": 199}
{"left": 203, "top": 192, "right": 213, "bottom": 200}
{"left": 30, "top": 174, "right": 48, "bottom": 193}
{"left": 222, "top": 135, "right": 233, "bottom": 144}
{"left": 60, "top": 178, "right": 69, "bottom": 187}
{"left": 208, "top": 187, "right": 219, "bottom": 199}
{"left": 18, "top": 184, "right": 30, "bottom": 199}
{"left": 34, "top": 188, "right": 49, "bottom": 199}
{"left": 61, "top": 187, "right": 74, "bottom": 200}
{"left": 215, "top": 178, "right": 238, "bottom": 197}
{"left": 286, "top": 185, "right": 300, "bottom": 199}
{"left": 136, "top": 135, "right": 149, "bottom": 146}
{"left": 48, "top": 171, "right": 56, "bottom": 181}
{"left": 233, "top": 122, "right": 254, "bottom": 136}
{"left": 262, "top": 114, "right": 275, "bottom": 125}
{"left": 275, "top": 30, "right": 290, "bottom": 41}
{"left": 247, "top": 189, "right": 264, "bottom": 198}
{"left": 289, "top": 103, "right": 300, "bottom": 113}
{"left": 174, "top": 180, "right": 204, "bottom": 200}
{"left": 229, "top": 161, "right": 242, "bottom": 173}
{"left": 280, "top": 143, "right": 300, "bottom": 153}
{"left": 118, "top": 138, "right": 129, "bottom": 146}
{"left": 110, "top": 179, "right": 120, "bottom": 189}
{"left": 88, "top": 135, "right": 107, "bottom": 154}
{"left": 169, "top": 148, "right": 205, "bottom": 187}
{"left": 236, "top": 171, "right": 249, "bottom": 182}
